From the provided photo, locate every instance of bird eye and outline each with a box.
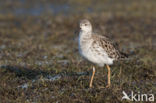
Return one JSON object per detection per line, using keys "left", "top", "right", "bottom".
{"left": 85, "top": 24, "right": 87, "bottom": 26}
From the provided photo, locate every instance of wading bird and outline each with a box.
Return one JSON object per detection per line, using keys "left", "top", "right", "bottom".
{"left": 78, "top": 19, "right": 127, "bottom": 88}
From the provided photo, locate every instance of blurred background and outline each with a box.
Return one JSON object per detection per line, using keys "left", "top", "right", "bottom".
{"left": 0, "top": 0, "right": 155, "bottom": 103}
{"left": 0, "top": 0, "right": 155, "bottom": 16}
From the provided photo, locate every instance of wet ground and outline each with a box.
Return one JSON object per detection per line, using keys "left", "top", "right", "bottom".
{"left": 0, "top": 0, "right": 156, "bottom": 103}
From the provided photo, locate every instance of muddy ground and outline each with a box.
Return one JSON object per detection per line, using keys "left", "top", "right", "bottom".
{"left": 0, "top": 0, "right": 156, "bottom": 103}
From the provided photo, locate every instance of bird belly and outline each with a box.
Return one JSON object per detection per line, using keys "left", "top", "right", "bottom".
{"left": 80, "top": 46, "right": 114, "bottom": 66}
{"left": 78, "top": 35, "right": 114, "bottom": 66}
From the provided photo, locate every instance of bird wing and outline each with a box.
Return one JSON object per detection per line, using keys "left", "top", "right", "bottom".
{"left": 92, "top": 34, "right": 126, "bottom": 60}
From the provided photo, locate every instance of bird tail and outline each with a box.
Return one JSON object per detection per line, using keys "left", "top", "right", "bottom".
{"left": 120, "top": 51, "right": 128, "bottom": 60}
{"left": 121, "top": 52, "right": 128, "bottom": 58}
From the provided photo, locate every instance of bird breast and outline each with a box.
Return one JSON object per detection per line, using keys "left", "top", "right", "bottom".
{"left": 78, "top": 35, "right": 93, "bottom": 58}
{"left": 78, "top": 33, "right": 114, "bottom": 66}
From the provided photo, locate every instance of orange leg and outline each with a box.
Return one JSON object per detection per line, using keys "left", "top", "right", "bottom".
{"left": 106, "top": 65, "right": 111, "bottom": 88}
{"left": 89, "top": 66, "right": 95, "bottom": 88}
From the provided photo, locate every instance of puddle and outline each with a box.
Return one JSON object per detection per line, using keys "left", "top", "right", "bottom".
{"left": 0, "top": 1, "right": 102, "bottom": 16}
{"left": 17, "top": 71, "right": 89, "bottom": 89}
{"left": 43, "top": 74, "right": 61, "bottom": 81}
{"left": 18, "top": 83, "right": 29, "bottom": 89}
{"left": 18, "top": 74, "right": 62, "bottom": 89}
{"left": 0, "top": 1, "right": 75, "bottom": 16}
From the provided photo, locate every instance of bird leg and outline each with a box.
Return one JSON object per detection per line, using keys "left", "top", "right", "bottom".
{"left": 106, "top": 65, "right": 111, "bottom": 88}
{"left": 89, "top": 66, "right": 95, "bottom": 88}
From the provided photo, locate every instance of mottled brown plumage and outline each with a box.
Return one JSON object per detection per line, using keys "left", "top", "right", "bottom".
{"left": 92, "top": 34, "right": 127, "bottom": 60}
{"left": 78, "top": 19, "right": 127, "bottom": 88}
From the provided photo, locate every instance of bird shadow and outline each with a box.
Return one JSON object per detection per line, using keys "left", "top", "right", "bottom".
{"left": 0, "top": 65, "right": 90, "bottom": 80}
{"left": 0, "top": 65, "right": 51, "bottom": 79}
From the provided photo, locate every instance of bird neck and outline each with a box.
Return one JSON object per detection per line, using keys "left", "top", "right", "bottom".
{"left": 80, "top": 30, "right": 92, "bottom": 38}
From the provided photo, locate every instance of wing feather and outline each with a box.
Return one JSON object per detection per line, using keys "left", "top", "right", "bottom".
{"left": 92, "top": 34, "right": 127, "bottom": 60}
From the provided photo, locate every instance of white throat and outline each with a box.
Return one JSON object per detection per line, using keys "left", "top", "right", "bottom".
{"left": 80, "top": 29, "right": 92, "bottom": 37}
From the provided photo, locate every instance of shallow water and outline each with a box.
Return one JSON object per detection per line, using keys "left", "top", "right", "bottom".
{"left": 0, "top": 0, "right": 92, "bottom": 16}
{"left": 0, "top": 0, "right": 135, "bottom": 16}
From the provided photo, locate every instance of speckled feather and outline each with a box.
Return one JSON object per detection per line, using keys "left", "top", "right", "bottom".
{"left": 92, "top": 34, "right": 126, "bottom": 60}
{"left": 78, "top": 19, "right": 127, "bottom": 66}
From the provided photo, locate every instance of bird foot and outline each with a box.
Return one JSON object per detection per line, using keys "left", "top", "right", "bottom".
{"left": 106, "top": 84, "right": 111, "bottom": 88}
{"left": 97, "top": 85, "right": 111, "bottom": 89}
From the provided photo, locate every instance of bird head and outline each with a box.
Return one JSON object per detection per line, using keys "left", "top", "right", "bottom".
{"left": 79, "top": 19, "right": 92, "bottom": 32}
